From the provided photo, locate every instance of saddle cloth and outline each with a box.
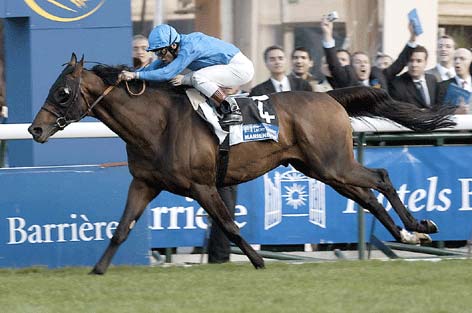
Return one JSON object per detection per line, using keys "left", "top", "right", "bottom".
{"left": 185, "top": 89, "right": 279, "bottom": 146}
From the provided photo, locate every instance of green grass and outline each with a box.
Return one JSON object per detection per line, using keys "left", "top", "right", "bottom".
{"left": 1, "top": 260, "right": 472, "bottom": 313}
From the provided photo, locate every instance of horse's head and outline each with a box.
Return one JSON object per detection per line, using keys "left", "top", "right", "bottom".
{"left": 29, "top": 53, "right": 88, "bottom": 143}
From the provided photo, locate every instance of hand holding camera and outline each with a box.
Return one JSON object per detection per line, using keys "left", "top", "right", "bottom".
{"left": 326, "top": 11, "right": 339, "bottom": 22}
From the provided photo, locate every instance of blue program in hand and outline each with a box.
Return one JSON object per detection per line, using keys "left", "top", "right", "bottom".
{"left": 443, "top": 83, "right": 471, "bottom": 106}
{"left": 408, "top": 9, "right": 423, "bottom": 36}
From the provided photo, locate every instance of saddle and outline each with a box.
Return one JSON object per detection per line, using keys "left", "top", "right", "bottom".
{"left": 185, "top": 89, "right": 279, "bottom": 186}
{"left": 185, "top": 89, "right": 279, "bottom": 146}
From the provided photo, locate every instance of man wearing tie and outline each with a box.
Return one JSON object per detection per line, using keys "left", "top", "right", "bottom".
{"left": 437, "top": 48, "right": 472, "bottom": 114}
{"left": 389, "top": 46, "right": 437, "bottom": 108}
{"left": 250, "top": 45, "right": 312, "bottom": 96}
{"left": 426, "top": 35, "right": 456, "bottom": 82}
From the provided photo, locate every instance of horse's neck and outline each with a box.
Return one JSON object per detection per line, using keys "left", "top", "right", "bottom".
{"left": 92, "top": 88, "right": 168, "bottom": 148}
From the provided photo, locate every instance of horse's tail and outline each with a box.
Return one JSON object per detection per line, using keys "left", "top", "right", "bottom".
{"left": 327, "top": 86, "right": 456, "bottom": 131}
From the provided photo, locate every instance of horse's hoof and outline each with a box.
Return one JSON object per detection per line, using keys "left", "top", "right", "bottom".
{"left": 400, "top": 229, "right": 432, "bottom": 245}
{"left": 400, "top": 229, "right": 420, "bottom": 244}
{"left": 251, "top": 257, "right": 265, "bottom": 269}
{"left": 420, "top": 219, "right": 438, "bottom": 234}
{"left": 255, "top": 262, "right": 265, "bottom": 270}
{"left": 89, "top": 267, "right": 105, "bottom": 275}
{"left": 415, "top": 232, "right": 432, "bottom": 245}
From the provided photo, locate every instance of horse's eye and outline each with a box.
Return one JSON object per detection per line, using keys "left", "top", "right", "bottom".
{"left": 55, "top": 87, "right": 71, "bottom": 105}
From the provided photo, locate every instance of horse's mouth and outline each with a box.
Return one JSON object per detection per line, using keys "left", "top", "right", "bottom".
{"left": 28, "top": 124, "right": 59, "bottom": 143}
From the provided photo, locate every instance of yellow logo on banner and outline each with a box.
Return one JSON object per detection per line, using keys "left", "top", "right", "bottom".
{"left": 24, "top": 0, "right": 106, "bottom": 22}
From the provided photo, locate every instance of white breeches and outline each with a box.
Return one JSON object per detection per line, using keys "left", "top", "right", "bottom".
{"left": 185, "top": 52, "right": 254, "bottom": 97}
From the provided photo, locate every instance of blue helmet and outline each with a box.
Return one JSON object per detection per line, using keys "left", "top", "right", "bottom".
{"left": 146, "top": 24, "right": 181, "bottom": 51}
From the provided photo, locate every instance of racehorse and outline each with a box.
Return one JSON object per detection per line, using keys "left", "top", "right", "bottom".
{"left": 29, "top": 54, "right": 455, "bottom": 274}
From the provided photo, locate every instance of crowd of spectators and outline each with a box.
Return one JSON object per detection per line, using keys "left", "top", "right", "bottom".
{"left": 247, "top": 15, "right": 472, "bottom": 115}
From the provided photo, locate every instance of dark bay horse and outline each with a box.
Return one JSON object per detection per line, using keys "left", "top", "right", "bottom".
{"left": 29, "top": 54, "right": 455, "bottom": 274}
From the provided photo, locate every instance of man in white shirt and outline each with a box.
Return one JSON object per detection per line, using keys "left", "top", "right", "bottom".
{"left": 437, "top": 48, "right": 472, "bottom": 114}
{"left": 250, "top": 45, "right": 312, "bottom": 96}
{"left": 426, "top": 35, "right": 456, "bottom": 82}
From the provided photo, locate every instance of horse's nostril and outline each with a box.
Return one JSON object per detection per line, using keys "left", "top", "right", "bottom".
{"left": 29, "top": 126, "right": 43, "bottom": 137}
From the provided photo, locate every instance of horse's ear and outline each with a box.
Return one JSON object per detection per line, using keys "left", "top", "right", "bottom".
{"left": 72, "top": 55, "right": 84, "bottom": 77}
{"left": 69, "top": 53, "right": 77, "bottom": 66}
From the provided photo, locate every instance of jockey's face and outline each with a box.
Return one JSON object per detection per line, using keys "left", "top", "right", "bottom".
{"left": 156, "top": 44, "right": 178, "bottom": 63}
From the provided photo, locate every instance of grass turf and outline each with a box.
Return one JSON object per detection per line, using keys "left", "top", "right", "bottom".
{"left": 0, "top": 259, "right": 471, "bottom": 313}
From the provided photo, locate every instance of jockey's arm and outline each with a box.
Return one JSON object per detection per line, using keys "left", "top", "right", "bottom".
{"left": 136, "top": 49, "right": 194, "bottom": 82}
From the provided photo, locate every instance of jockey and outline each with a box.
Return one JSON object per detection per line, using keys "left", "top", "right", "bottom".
{"left": 120, "top": 24, "right": 254, "bottom": 126}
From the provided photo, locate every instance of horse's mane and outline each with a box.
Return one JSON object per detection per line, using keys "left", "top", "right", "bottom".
{"left": 90, "top": 64, "right": 188, "bottom": 95}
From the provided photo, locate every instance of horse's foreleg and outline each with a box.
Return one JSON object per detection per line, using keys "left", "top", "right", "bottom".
{"left": 90, "top": 179, "right": 160, "bottom": 275}
{"left": 191, "top": 184, "right": 265, "bottom": 269}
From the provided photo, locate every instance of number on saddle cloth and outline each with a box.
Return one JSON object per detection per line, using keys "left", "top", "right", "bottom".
{"left": 229, "top": 95, "right": 279, "bottom": 146}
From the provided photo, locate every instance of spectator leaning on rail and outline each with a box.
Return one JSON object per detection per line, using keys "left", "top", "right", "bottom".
{"left": 389, "top": 45, "right": 437, "bottom": 109}
{"left": 120, "top": 24, "right": 254, "bottom": 126}
{"left": 132, "top": 34, "right": 154, "bottom": 69}
{"left": 426, "top": 35, "right": 456, "bottom": 82}
{"left": 320, "top": 15, "right": 418, "bottom": 91}
{"left": 249, "top": 45, "right": 312, "bottom": 96}
{"left": 436, "top": 48, "right": 472, "bottom": 114}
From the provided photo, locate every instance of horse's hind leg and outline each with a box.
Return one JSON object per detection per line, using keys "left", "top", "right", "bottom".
{"left": 368, "top": 168, "right": 438, "bottom": 234}
{"left": 329, "top": 183, "right": 403, "bottom": 241}
{"left": 339, "top": 164, "right": 437, "bottom": 234}
{"left": 91, "top": 179, "right": 160, "bottom": 275}
{"left": 191, "top": 183, "right": 264, "bottom": 269}
{"left": 293, "top": 162, "right": 430, "bottom": 244}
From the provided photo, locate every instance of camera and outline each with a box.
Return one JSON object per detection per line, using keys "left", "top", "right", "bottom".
{"left": 326, "top": 11, "right": 339, "bottom": 22}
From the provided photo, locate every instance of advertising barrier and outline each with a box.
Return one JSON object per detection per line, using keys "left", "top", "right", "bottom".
{"left": 0, "top": 165, "right": 149, "bottom": 268}
{"left": 1, "top": 145, "right": 472, "bottom": 267}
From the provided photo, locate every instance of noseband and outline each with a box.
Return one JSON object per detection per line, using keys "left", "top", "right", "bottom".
{"left": 41, "top": 76, "right": 117, "bottom": 130}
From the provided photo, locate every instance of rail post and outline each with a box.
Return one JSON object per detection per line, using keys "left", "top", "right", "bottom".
{"left": 356, "top": 132, "right": 366, "bottom": 260}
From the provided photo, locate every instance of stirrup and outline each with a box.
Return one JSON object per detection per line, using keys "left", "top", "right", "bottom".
{"left": 219, "top": 112, "right": 242, "bottom": 127}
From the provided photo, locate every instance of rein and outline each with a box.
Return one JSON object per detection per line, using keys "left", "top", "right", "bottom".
{"left": 125, "top": 80, "right": 146, "bottom": 96}
{"left": 41, "top": 80, "right": 119, "bottom": 130}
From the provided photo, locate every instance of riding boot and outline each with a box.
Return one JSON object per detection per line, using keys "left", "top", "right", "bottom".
{"left": 211, "top": 88, "right": 243, "bottom": 126}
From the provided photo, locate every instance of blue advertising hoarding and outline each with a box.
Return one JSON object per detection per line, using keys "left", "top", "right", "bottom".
{"left": 0, "top": 165, "right": 149, "bottom": 268}
{"left": 1, "top": 145, "right": 472, "bottom": 268}
{"left": 1, "top": 1, "right": 131, "bottom": 166}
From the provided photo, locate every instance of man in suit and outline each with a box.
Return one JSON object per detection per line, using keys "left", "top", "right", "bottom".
{"left": 426, "top": 35, "right": 456, "bottom": 82}
{"left": 389, "top": 46, "right": 437, "bottom": 108}
{"left": 288, "top": 47, "right": 319, "bottom": 91}
{"left": 249, "top": 45, "right": 312, "bottom": 96}
{"left": 437, "top": 48, "right": 472, "bottom": 114}
{"left": 320, "top": 15, "right": 418, "bottom": 92}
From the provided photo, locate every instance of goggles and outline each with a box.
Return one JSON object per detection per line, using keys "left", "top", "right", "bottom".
{"left": 153, "top": 47, "right": 168, "bottom": 58}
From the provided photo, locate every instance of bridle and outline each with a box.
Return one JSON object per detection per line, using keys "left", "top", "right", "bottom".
{"left": 41, "top": 75, "right": 118, "bottom": 130}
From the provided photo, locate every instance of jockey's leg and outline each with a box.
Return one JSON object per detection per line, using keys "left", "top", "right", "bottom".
{"left": 189, "top": 72, "right": 242, "bottom": 126}
{"left": 184, "top": 52, "right": 254, "bottom": 126}
{"left": 208, "top": 86, "right": 243, "bottom": 126}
